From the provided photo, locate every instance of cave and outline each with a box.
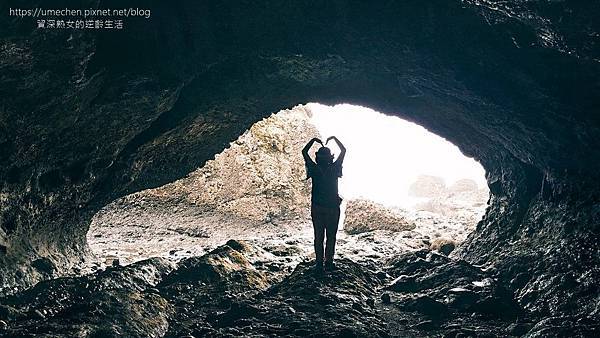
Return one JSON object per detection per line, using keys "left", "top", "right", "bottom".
{"left": 1, "top": 0, "right": 599, "bottom": 337}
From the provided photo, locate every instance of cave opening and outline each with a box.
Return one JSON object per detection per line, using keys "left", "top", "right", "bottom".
{"left": 87, "top": 103, "right": 489, "bottom": 270}
{"left": 308, "top": 103, "right": 488, "bottom": 209}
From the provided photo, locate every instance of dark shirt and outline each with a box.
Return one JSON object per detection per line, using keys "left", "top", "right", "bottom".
{"left": 305, "top": 159, "right": 343, "bottom": 208}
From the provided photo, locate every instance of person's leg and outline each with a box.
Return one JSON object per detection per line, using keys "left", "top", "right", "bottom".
{"left": 311, "top": 205, "right": 326, "bottom": 267}
{"left": 324, "top": 206, "right": 340, "bottom": 268}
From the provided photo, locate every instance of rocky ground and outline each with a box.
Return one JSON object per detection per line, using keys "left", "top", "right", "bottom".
{"left": 3, "top": 184, "right": 596, "bottom": 337}
{"left": 84, "top": 189, "right": 484, "bottom": 272}
{"left": 4, "top": 239, "right": 593, "bottom": 337}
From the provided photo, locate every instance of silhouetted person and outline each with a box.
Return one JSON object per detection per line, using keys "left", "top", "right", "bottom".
{"left": 302, "top": 136, "right": 346, "bottom": 273}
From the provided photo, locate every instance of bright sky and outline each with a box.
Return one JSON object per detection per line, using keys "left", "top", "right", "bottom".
{"left": 308, "top": 103, "right": 487, "bottom": 208}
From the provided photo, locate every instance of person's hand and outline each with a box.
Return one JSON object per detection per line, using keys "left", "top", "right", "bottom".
{"left": 326, "top": 136, "right": 337, "bottom": 144}
{"left": 312, "top": 137, "right": 323, "bottom": 144}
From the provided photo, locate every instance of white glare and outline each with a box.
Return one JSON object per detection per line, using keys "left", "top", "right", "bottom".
{"left": 308, "top": 103, "right": 487, "bottom": 208}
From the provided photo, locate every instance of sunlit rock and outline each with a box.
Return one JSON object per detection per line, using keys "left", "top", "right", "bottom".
{"left": 343, "top": 199, "right": 416, "bottom": 235}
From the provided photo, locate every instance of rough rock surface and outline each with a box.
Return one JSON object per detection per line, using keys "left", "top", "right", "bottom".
{"left": 1, "top": 0, "right": 599, "bottom": 334}
{"left": 343, "top": 199, "right": 416, "bottom": 235}
{"left": 0, "top": 258, "right": 176, "bottom": 337}
{"left": 5, "top": 240, "right": 600, "bottom": 337}
{"left": 7, "top": 240, "right": 598, "bottom": 337}
{"left": 141, "top": 105, "right": 319, "bottom": 224}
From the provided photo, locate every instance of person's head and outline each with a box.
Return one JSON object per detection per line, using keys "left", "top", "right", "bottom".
{"left": 316, "top": 146, "right": 334, "bottom": 165}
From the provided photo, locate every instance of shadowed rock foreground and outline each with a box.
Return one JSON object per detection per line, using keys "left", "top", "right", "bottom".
{"left": 2, "top": 240, "right": 598, "bottom": 337}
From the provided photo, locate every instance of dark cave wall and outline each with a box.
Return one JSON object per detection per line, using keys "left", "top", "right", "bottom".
{"left": 457, "top": 159, "right": 600, "bottom": 317}
{"left": 0, "top": 0, "right": 599, "bottom": 315}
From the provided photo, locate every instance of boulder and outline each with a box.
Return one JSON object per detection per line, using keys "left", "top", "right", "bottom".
{"left": 160, "top": 240, "right": 271, "bottom": 291}
{"left": 343, "top": 199, "right": 415, "bottom": 234}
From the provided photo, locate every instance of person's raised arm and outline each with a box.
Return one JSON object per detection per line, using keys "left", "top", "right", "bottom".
{"left": 327, "top": 136, "right": 346, "bottom": 164}
{"left": 302, "top": 137, "right": 322, "bottom": 163}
